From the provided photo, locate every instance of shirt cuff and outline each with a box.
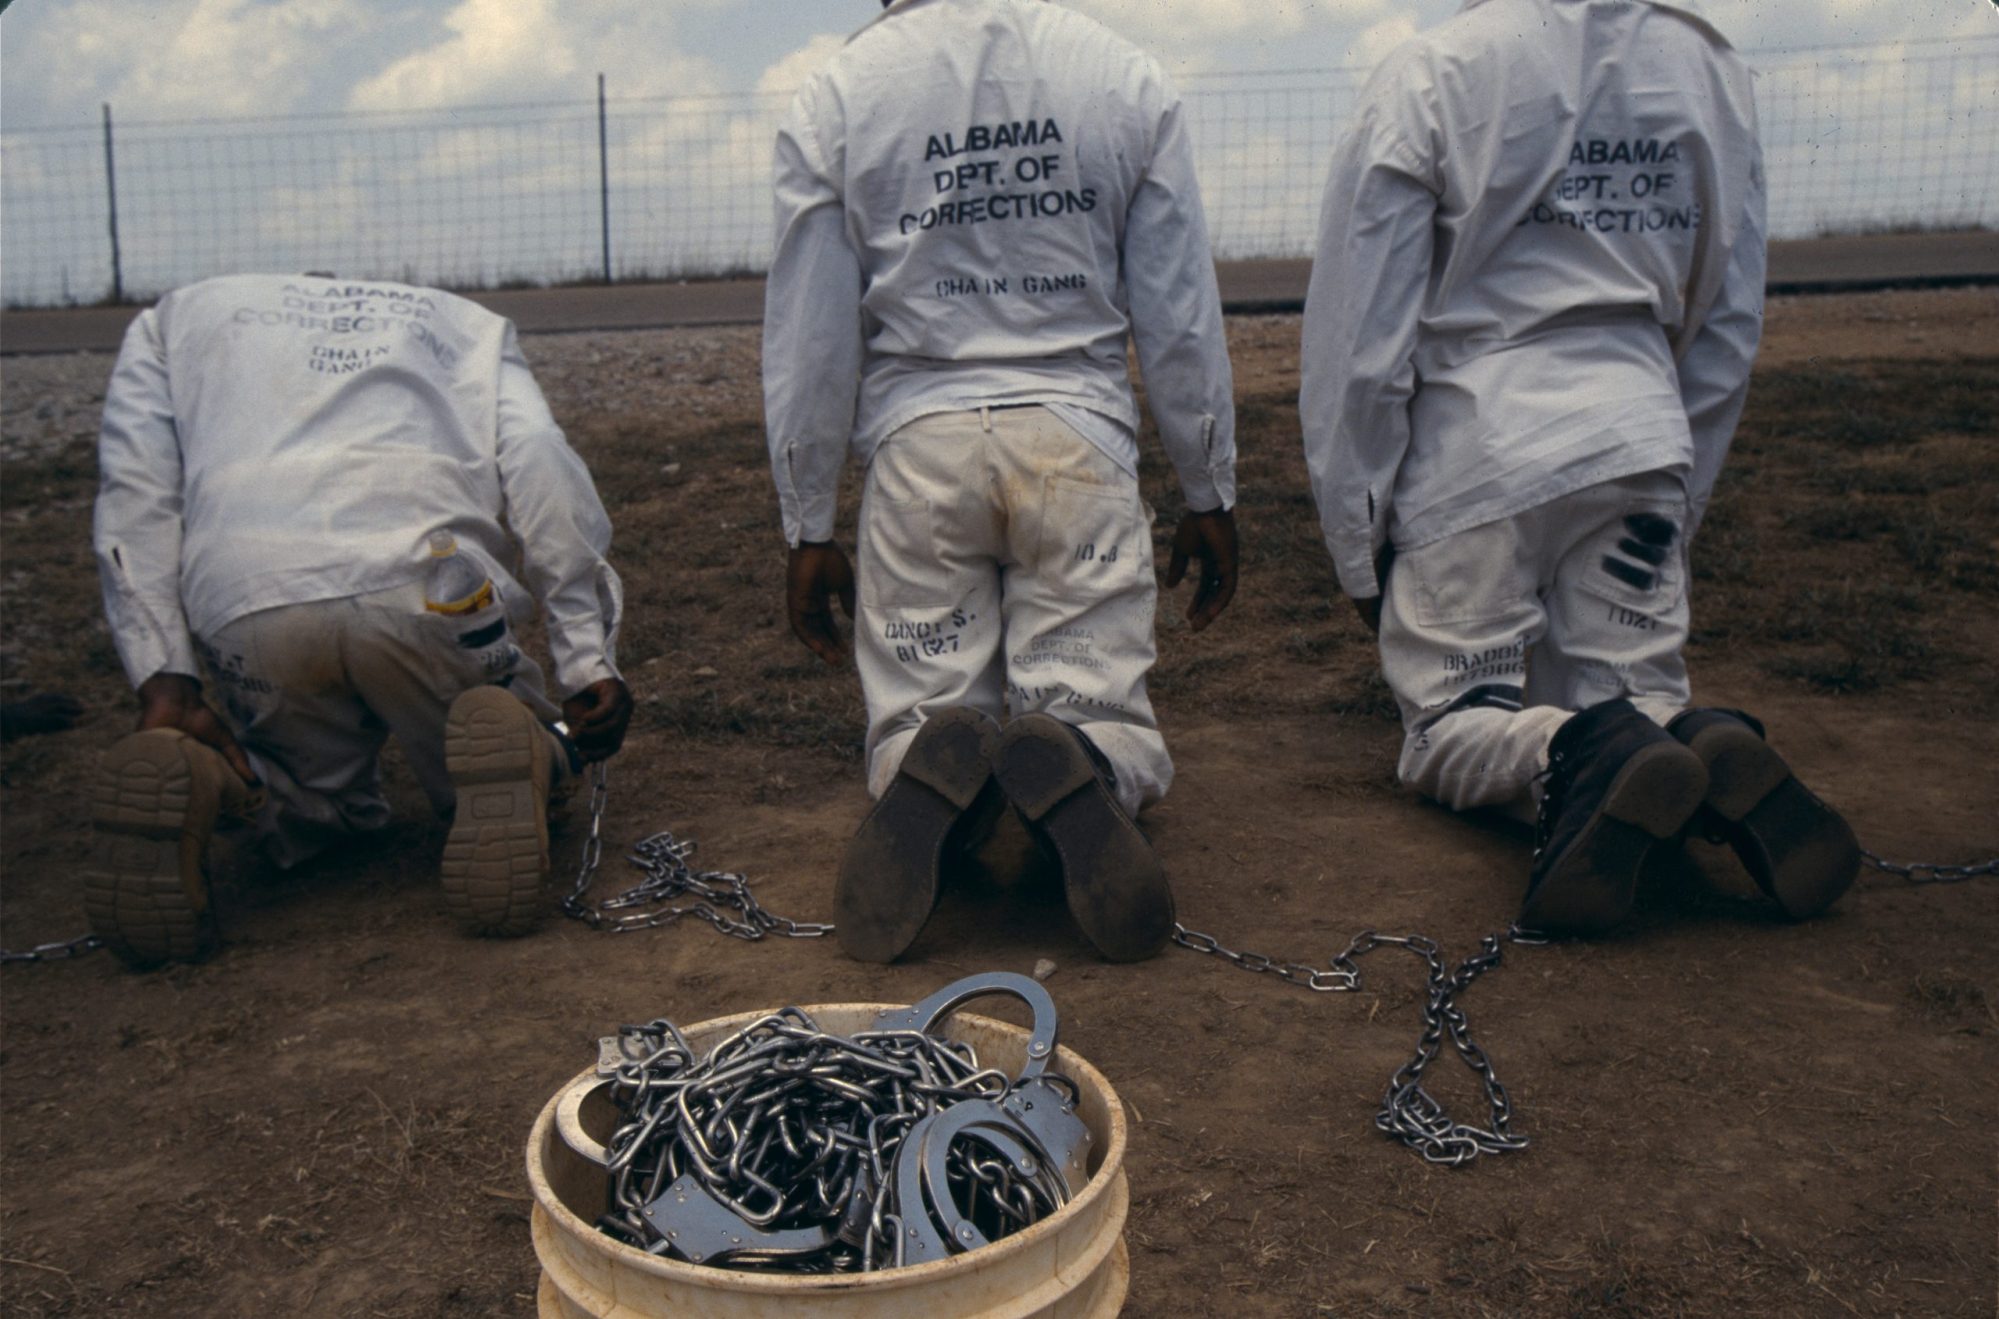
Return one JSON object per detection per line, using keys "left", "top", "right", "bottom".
{"left": 1175, "top": 464, "right": 1234, "bottom": 516}
{"left": 554, "top": 654, "right": 621, "bottom": 700}
{"left": 118, "top": 626, "right": 202, "bottom": 692}
{"left": 786, "top": 494, "right": 839, "bottom": 548}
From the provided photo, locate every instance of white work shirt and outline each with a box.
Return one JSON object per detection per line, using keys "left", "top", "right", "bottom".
{"left": 763, "top": 0, "right": 1237, "bottom": 547}
{"left": 95, "top": 273, "right": 623, "bottom": 696}
{"left": 1300, "top": 0, "right": 1766, "bottom": 599}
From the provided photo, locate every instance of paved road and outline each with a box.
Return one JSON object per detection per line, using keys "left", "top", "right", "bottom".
{"left": 3, "top": 231, "right": 1992, "bottom": 355}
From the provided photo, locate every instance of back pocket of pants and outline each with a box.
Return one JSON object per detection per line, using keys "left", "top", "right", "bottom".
{"left": 1575, "top": 503, "right": 1686, "bottom": 618}
{"left": 860, "top": 495, "right": 949, "bottom": 608}
{"left": 1037, "top": 475, "right": 1145, "bottom": 599}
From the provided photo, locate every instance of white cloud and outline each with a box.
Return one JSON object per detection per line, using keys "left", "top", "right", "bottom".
{"left": 1071, "top": 0, "right": 1380, "bottom": 43}
{"left": 4, "top": 0, "right": 371, "bottom": 122}
{"left": 348, "top": 0, "right": 576, "bottom": 109}
{"left": 345, "top": 0, "right": 729, "bottom": 112}
{"left": 757, "top": 34, "right": 849, "bottom": 97}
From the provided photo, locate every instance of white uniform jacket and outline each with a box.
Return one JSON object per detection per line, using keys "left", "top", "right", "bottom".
{"left": 763, "top": 0, "right": 1237, "bottom": 547}
{"left": 94, "top": 273, "right": 623, "bottom": 696}
{"left": 1300, "top": 0, "right": 1766, "bottom": 599}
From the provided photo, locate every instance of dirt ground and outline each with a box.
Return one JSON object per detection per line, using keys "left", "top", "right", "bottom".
{"left": 2, "top": 287, "right": 1995, "bottom": 1316}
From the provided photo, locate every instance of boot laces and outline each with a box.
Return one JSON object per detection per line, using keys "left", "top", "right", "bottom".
{"left": 1529, "top": 752, "right": 1570, "bottom": 860}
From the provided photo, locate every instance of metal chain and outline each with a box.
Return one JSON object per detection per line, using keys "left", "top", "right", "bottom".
{"left": 1172, "top": 920, "right": 1540, "bottom": 1164}
{"left": 3, "top": 762, "right": 1987, "bottom": 965}
{"left": 559, "top": 763, "right": 833, "bottom": 940}
{"left": 1861, "top": 850, "right": 1999, "bottom": 883}
{"left": 594, "top": 1001, "right": 1078, "bottom": 1272}
{"left": 0, "top": 933, "right": 108, "bottom": 965}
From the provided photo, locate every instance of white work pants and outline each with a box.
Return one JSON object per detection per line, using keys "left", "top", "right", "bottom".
{"left": 856, "top": 407, "right": 1171, "bottom": 817}
{"left": 1380, "top": 470, "right": 1692, "bottom": 811}
{"left": 199, "top": 580, "right": 564, "bottom": 867}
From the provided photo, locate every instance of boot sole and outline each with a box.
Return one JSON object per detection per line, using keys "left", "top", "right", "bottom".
{"left": 994, "top": 713, "right": 1174, "bottom": 963}
{"left": 442, "top": 688, "right": 548, "bottom": 938}
{"left": 84, "top": 732, "right": 220, "bottom": 968}
{"left": 1522, "top": 740, "right": 1708, "bottom": 936}
{"left": 1684, "top": 723, "right": 1859, "bottom": 919}
{"left": 835, "top": 707, "right": 999, "bottom": 963}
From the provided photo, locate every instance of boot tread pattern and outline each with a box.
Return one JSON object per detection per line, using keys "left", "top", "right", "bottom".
{"left": 442, "top": 689, "right": 548, "bottom": 937}
{"left": 84, "top": 733, "right": 216, "bottom": 967}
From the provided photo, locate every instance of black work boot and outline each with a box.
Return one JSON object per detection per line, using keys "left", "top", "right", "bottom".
{"left": 1523, "top": 698, "right": 1709, "bottom": 935}
{"left": 993, "top": 713, "right": 1174, "bottom": 962}
{"left": 835, "top": 707, "right": 1001, "bottom": 963}
{"left": 1668, "top": 708, "right": 1859, "bottom": 919}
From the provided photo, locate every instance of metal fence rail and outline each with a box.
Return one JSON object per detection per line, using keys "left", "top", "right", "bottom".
{"left": 2, "top": 36, "right": 1992, "bottom": 307}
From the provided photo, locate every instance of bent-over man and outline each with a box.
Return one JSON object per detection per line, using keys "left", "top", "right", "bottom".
{"left": 91, "top": 272, "right": 631, "bottom": 964}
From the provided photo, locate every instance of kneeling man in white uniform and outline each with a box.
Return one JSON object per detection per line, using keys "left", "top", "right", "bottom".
{"left": 764, "top": 0, "right": 1240, "bottom": 963}
{"left": 91, "top": 272, "right": 632, "bottom": 964}
{"left": 1300, "top": 0, "right": 1858, "bottom": 933}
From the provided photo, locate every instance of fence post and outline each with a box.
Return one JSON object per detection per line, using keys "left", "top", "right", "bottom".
{"left": 598, "top": 73, "right": 612, "bottom": 284}
{"left": 102, "top": 102, "right": 124, "bottom": 303}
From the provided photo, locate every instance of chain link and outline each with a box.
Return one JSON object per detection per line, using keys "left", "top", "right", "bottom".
{"left": 0, "top": 933, "right": 108, "bottom": 964}
{"left": 1862, "top": 850, "right": 1999, "bottom": 883}
{"left": 559, "top": 763, "right": 834, "bottom": 941}
{"left": 3, "top": 762, "right": 1989, "bottom": 973}
{"left": 1174, "top": 920, "right": 1540, "bottom": 1164}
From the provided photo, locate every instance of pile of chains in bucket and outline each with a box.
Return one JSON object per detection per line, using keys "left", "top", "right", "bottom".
{"left": 577, "top": 972, "right": 1090, "bottom": 1272}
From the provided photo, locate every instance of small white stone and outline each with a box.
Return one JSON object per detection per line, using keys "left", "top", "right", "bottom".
{"left": 1032, "top": 958, "right": 1057, "bottom": 982}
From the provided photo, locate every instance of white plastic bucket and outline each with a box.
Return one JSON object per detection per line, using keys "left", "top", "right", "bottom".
{"left": 525, "top": 1003, "right": 1130, "bottom": 1318}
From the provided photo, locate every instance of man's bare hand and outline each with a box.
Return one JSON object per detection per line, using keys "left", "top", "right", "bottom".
{"left": 1165, "top": 507, "right": 1239, "bottom": 632}
{"left": 134, "top": 672, "right": 259, "bottom": 784}
{"left": 561, "top": 677, "right": 634, "bottom": 763}
{"left": 787, "top": 541, "right": 857, "bottom": 667}
{"left": 1351, "top": 541, "right": 1394, "bottom": 635}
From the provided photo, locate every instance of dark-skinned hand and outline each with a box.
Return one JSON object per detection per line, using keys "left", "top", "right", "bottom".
{"left": 1164, "top": 506, "right": 1239, "bottom": 632}
{"left": 561, "top": 677, "right": 634, "bottom": 763}
{"left": 134, "top": 672, "right": 259, "bottom": 784}
{"left": 787, "top": 540, "right": 856, "bottom": 667}
{"left": 1350, "top": 541, "right": 1396, "bottom": 635}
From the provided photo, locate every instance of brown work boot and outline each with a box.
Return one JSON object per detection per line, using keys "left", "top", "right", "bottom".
{"left": 85, "top": 729, "right": 259, "bottom": 967}
{"left": 1522, "top": 699, "right": 1709, "bottom": 936}
{"left": 835, "top": 706, "right": 1001, "bottom": 963}
{"left": 994, "top": 713, "right": 1174, "bottom": 962}
{"left": 441, "top": 686, "right": 558, "bottom": 937}
{"left": 1668, "top": 707, "right": 1859, "bottom": 919}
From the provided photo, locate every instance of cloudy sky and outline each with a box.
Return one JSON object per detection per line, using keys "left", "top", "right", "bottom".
{"left": 1, "top": 1, "right": 1990, "bottom": 303}
{"left": 4, "top": 0, "right": 1991, "bottom": 129}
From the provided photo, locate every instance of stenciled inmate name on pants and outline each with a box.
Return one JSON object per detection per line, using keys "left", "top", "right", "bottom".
{"left": 882, "top": 607, "right": 980, "bottom": 664}
{"left": 1441, "top": 637, "right": 1526, "bottom": 687}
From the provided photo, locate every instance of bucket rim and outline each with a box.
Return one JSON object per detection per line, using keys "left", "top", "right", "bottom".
{"left": 524, "top": 1002, "right": 1129, "bottom": 1294}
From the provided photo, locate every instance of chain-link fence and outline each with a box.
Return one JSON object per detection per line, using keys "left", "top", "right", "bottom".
{"left": 3, "top": 37, "right": 1992, "bottom": 307}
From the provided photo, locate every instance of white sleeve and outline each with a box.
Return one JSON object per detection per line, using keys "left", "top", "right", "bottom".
{"left": 1125, "top": 84, "right": 1236, "bottom": 513}
{"left": 1298, "top": 115, "right": 1437, "bottom": 600}
{"left": 93, "top": 307, "right": 201, "bottom": 688}
{"left": 763, "top": 84, "right": 863, "bottom": 547}
{"left": 1676, "top": 155, "right": 1767, "bottom": 544}
{"left": 493, "top": 323, "right": 623, "bottom": 696}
